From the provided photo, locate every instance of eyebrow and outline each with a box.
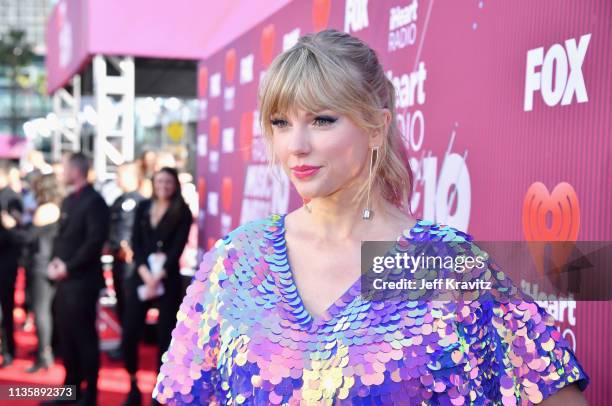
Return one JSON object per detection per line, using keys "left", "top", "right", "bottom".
{"left": 270, "top": 110, "right": 335, "bottom": 120}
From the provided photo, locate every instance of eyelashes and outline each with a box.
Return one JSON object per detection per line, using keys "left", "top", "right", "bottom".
{"left": 270, "top": 115, "right": 338, "bottom": 129}
{"left": 270, "top": 118, "right": 288, "bottom": 128}
{"left": 313, "top": 116, "right": 337, "bottom": 127}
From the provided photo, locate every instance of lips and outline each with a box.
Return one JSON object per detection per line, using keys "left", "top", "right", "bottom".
{"left": 290, "top": 165, "right": 321, "bottom": 180}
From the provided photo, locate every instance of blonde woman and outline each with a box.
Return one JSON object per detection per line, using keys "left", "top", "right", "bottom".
{"left": 154, "top": 30, "right": 588, "bottom": 405}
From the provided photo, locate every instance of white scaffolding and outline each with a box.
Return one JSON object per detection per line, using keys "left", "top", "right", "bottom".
{"left": 51, "top": 75, "right": 81, "bottom": 162}
{"left": 92, "top": 55, "right": 135, "bottom": 182}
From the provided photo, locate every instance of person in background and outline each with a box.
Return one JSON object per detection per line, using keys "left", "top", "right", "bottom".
{"left": 13, "top": 173, "right": 62, "bottom": 373}
{"left": 21, "top": 150, "right": 53, "bottom": 175}
{"left": 152, "top": 151, "right": 176, "bottom": 172}
{"left": 51, "top": 161, "right": 65, "bottom": 185}
{"left": 7, "top": 166, "right": 22, "bottom": 195}
{"left": 120, "top": 167, "right": 191, "bottom": 406}
{"left": 141, "top": 151, "right": 157, "bottom": 178}
{"left": 19, "top": 152, "right": 51, "bottom": 335}
{"left": 45, "top": 153, "right": 109, "bottom": 406}
{"left": 0, "top": 162, "right": 23, "bottom": 368}
{"left": 19, "top": 170, "right": 39, "bottom": 337}
{"left": 105, "top": 162, "right": 145, "bottom": 359}
{"left": 138, "top": 150, "right": 157, "bottom": 198}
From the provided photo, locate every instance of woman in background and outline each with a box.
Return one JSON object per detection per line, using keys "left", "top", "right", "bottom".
{"left": 137, "top": 150, "right": 157, "bottom": 198}
{"left": 14, "top": 173, "right": 62, "bottom": 372}
{"left": 121, "top": 167, "right": 192, "bottom": 406}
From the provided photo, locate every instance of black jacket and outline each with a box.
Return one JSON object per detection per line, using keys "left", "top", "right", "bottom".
{"left": 131, "top": 199, "right": 192, "bottom": 284}
{"left": 52, "top": 184, "right": 110, "bottom": 288}
{"left": 0, "top": 187, "right": 23, "bottom": 217}
{"left": 0, "top": 187, "right": 23, "bottom": 274}
{"left": 107, "top": 190, "right": 145, "bottom": 252}
{"left": 0, "top": 220, "right": 18, "bottom": 276}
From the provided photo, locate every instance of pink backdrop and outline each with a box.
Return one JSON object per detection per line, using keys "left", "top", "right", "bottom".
{"left": 196, "top": 1, "right": 611, "bottom": 403}
{"left": 45, "top": 0, "right": 293, "bottom": 93}
{"left": 0, "top": 135, "right": 27, "bottom": 159}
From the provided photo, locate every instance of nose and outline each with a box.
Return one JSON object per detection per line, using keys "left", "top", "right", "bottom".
{"left": 286, "top": 124, "right": 311, "bottom": 156}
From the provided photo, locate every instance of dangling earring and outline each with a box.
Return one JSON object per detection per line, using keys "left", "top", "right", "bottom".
{"left": 303, "top": 197, "right": 312, "bottom": 213}
{"left": 363, "top": 147, "right": 378, "bottom": 220}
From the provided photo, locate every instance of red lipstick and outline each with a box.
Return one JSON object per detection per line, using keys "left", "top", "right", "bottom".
{"left": 290, "top": 165, "right": 321, "bottom": 180}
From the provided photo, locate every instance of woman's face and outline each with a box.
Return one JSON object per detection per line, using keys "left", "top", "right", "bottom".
{"left": 144, "top": 151, "right": 157, "bottom": 168}
{"left": 271, "top": 108, "right": 371, "bottom": 201}
{"left": 153, "top": 171, "right": 176, "bottom": 201}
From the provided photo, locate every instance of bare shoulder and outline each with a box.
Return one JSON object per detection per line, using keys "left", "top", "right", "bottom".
{"left": 284, "top": 207, "right": 310, "bottom": 237}
{"left": 34, "top": 203, "right": 60, "bottom": 226}
{"left": 374, "top": 207, "right": 417, "bottom": 241}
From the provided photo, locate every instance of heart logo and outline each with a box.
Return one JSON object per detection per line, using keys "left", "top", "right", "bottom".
{"left": 198, "top": 65, "right": 208, "bottom": 97}
{"left": 209, "top": 116, "right": 220, "bottom": 148}
{"left": 522, "top": 181, "right": 580, "bottom": 276}
{"left": 221, "top": 177, "right": 233, "bottom": 213}
{"left": 225, "top": 49, "right": 236, "bottom": 85}
{"left": 261, "top": 24, "right": 276, "bottom": 68}
{"left": 239, "top": 112, "right": 254, "bottom": 162}
{"left": 312, "top": 0, "right": 331, "bottom": 31}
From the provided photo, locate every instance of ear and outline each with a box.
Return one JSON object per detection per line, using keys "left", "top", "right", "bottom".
{"left": 369, "top": 108, "right": 392, "bottom": 149}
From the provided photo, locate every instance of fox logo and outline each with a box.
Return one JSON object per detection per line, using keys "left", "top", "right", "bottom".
{"left": 344, "top": 0, "right": 369, "bottom": 33}
{"left": 524, "top": 34, "right": 590, "bottom": 111}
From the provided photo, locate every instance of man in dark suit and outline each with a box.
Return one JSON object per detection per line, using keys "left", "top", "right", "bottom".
{"left": 47, "top": 153, "right": 109, "bottom": 406}
{"left": 0, "top": 163, "right": 23, "bottom": 368}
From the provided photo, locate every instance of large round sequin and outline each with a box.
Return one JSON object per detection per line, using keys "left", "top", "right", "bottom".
{"left": 153, "top": 214, "right": 588, "bottom": 405}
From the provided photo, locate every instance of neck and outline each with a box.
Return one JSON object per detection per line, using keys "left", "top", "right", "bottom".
{"left": 301, "top": 184, "right": 409, "bottom": 242}
{"left": 72, "top": 179, "right": 88, "bottom": 192}
{"left": 122, "top": 186, "right": 138, "bottom": 194}
{"left": 154, "top": 198, "right": 170, "bottom": 207}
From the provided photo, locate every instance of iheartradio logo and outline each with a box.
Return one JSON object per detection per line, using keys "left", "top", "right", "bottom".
{"left": 240, "top": 54, "right": 254, "bottom": 85}
{"left": 221, "top": 177, "right": 233, "bottom": 213}
{"left": 225, "top": 49, "right": 237, "bottom": 85}
{"left": 522, "top": 182, "right": 580, "bottom": 276}
{"left": 207, "top": 237, "right": 216, "bottom": 251}
{"left": 209, "top": 116, "right": 220, "bottom": 148}
{"left": 239, "top": 112, "right": 254, "bottom": 162}
{"left": 198, "top": 66, "right": 208, "bottom": 98}
{"left": 261, "top": 24, "right": 276, "bottom": 68}
{"left": 197, "top": 177, "right": 206, "bottom": 209}
{"left": 209, "top": 72, "right": 221, "bottom": 98}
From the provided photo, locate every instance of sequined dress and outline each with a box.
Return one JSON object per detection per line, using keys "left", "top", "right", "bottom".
{"left": 153, "top": 214, "right": 588, "bottom": 405}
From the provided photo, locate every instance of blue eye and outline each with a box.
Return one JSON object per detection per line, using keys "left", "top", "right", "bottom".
{"left": 313, "top": 116, "right": 337, "bottom": 127}
{"left": 270, "top": 118, "right": 288, "bottom": 128}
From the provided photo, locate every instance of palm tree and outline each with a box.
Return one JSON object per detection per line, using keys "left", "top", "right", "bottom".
{"left": 0, "top": 29, "right": 35, "bottom": 136}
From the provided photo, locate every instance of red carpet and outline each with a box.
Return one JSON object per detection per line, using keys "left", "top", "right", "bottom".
{"left": 0, "top": 270, "right": 159, "bottom": 405}
{"left": 0, "top": 330, "right": 157, "bottom": 405}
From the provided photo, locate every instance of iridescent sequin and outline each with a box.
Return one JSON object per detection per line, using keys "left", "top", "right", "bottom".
{"left": 153, "top": 214, "right": 588, "bottom": 405}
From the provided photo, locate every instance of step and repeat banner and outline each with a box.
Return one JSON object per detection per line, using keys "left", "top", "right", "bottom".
{"left": 195, "top": 1, "right": 611, "bottom": 402}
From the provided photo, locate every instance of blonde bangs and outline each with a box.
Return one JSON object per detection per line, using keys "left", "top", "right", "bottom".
{"left": 259, "top": 46, "right": 366, "bottom": 139}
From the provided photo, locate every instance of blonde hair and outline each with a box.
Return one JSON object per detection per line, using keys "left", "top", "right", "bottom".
{"left": 258, "top": 29, "right": 413, "bottom": 209}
